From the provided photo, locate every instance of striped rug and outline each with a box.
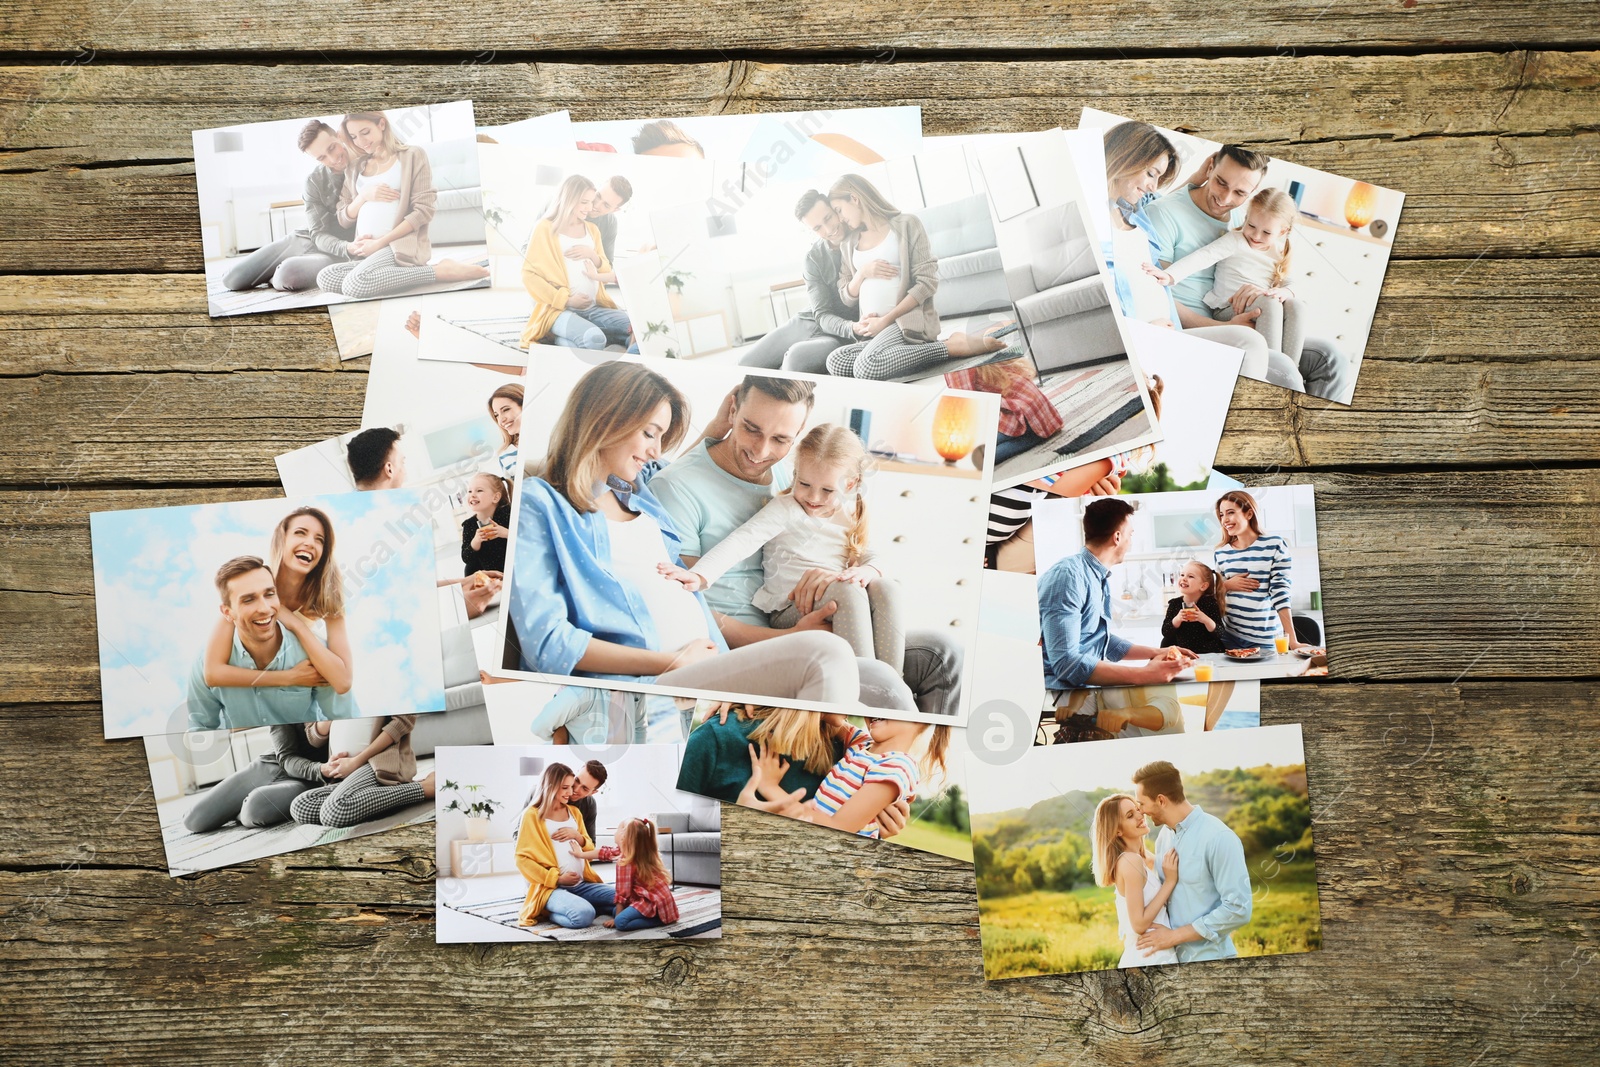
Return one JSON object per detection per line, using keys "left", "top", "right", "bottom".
{"left": 442, "top": 885, "right": 723, "bottom": 941}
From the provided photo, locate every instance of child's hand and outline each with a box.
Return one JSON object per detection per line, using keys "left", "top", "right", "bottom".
{"left": 835, "top": 565, "right": 878, "bottom": 587}
{"left": 656, "top": 561, "right": 705, "bottom": 591}
{"left": 1140, "top": 262, "right": 1175, "bottom": 287}
{"left": 600, "top": 917, "right": 615, "bottom": 928}
{"left": 749, "top": 741, "right": 790, "bottom": 788}
{"left": 567, "top": 840, "right": 585, "bottom": 858}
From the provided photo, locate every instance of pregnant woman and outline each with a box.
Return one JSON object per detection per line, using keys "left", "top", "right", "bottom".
{"left": 823, "top": 173, "right": 1005, "bottom": 380}
{"left": 515, "top": 761, "right": 617, "bottom": 929}
{"left": 519, "top": 175, "right": 636, "bottom": 352}
{"left": 315, "top": 110, "right": 487, "bottom": 302}
{"left": 1212, "top": 489, "right": 1303, "bottom": 651}
{"left": 200, "top": 505, "right": 357, "bottom": 720}
{"left": 1093, "top": 793, "right": 1181, "bottom": 968}
{"left": 506, "top": 360, "right": 862, "bottom": 707}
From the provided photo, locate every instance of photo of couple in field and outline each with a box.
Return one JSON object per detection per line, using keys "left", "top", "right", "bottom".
{"left": 967, "top": 724, "right": 1320, "bottom": 979}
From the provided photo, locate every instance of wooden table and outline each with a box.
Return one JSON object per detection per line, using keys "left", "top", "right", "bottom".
{"left": 3, "top": 7, "right": 1599, "bottom": 1064}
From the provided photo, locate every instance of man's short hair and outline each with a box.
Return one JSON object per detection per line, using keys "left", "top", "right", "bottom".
{"left": 1133, "top": 760, "right": 1186, "bottom": 803}
{"left": 1082, "top": 498, "right": 1136, "bottom": 546}
{"left": 215, "top": 555, "right": 272, "bottom": 605}
{"left": 298, "top": 119, "right": 337, "bottom": 152}
{"left": 734, "top": 374, "right": 816, "bottom": 412}
{"left": 794, "top": 189, "right": 828, "bottom": 220}
{"left": 1213, "top": 144, "right": 1271, "bottom": 175}
{"left": 346, "top": 427, "right": 402, "bottom": 486}
{"left": 606, "top": 176, "right": 633, "bottom": 204}
{"left": 584, "top": 759, "right": 608, "bottom": 786}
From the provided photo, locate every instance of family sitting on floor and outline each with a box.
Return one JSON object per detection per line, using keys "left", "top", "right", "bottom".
{"left": 518, "top": 173, "right": 641, "bottom": 353}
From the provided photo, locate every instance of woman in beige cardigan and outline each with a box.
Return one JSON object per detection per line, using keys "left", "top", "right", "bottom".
{"left": 288, "top": 715, "right": 438, "bottom": 828}
{"left": 314, "top": 110, "right": 487, "bottom": 302}
{"left": 823, "top": 173, "right": 1006, "bottom": 380}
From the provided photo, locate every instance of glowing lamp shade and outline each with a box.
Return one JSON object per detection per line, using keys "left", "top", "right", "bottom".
{"left": 931, "top": 395, "right": 980, "bottom": 465}
{"left": 1344, "top": 181, "right": 1378, "bottom": 229}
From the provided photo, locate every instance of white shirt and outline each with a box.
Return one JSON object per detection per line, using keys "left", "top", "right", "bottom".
{"left": 691, "top": 494, "right": 877, "bottom": 615}
{"left": 1164, "top": 230, "right": 1288, "bottom": 310}
{"left": 559, "top": 232, "right": 599, "bottom": 300}
{"left": 354, "top": 159, "right": 402, "bottom": 238}
{"left": 606, "top": 511, "right": 712, "bottom": 646}
{"left": 853, "top": 228, "right": 901, "bottom": 319}
{"left": 545, "top": 816, "right": 587, "bottom": 878}
{"left": 1112, "top": 223, "right": 1174, "bottom": 323}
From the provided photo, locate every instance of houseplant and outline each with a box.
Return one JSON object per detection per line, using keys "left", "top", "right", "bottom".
{"left": 441, "top": 780, "right": 503, "bottom": 842}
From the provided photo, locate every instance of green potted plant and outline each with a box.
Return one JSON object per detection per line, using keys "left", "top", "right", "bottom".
{"left": 642, "top": 320, "right": 681, "bottom": 359}
{"left": 664, "top": 269, "right": 693, "bottom": 317}
{"left": 441, "top": 780, "right": 502, "bottom": 842}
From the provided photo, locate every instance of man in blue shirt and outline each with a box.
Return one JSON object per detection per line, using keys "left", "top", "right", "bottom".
{"left": 1143, "top": 144, "right": 1354, "bottom": 403}
{"left": 186, "top": 556, "right": 327, "bottom": 731}
{"left": 1133, "top": 759, "right": 1254, "bottom": 962}
{"left": 649, "top": 374, "right": 964, "bottom": 717}
{"left": 1037, "top": 498, "right": 1193, "bottom": 689}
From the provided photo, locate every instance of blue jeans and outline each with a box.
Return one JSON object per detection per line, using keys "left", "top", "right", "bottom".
{"left": 613, "top": 905, "right": 666, "bottom": 932}
{"left": 994, "top": 430, "right": 1048, "bottom": 463}
{"left": 544, "top": 880, "right": 616, "bottom": 928}
{"left": 549, "top": 306, "right": 636, "bottom": 351}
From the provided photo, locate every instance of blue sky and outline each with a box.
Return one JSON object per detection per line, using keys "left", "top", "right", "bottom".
{"left": 92, "top": 489, "right": 443, "bottom": 738}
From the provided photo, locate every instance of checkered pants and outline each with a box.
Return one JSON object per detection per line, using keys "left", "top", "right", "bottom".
{"left": 315, "top": 246, "right": 438, "bottom": 301}
{"left": 289, "top": 763, "right": 427, "bottom": 828}
{"left": 824, "top": 323, "right": 950, "bottom": 380}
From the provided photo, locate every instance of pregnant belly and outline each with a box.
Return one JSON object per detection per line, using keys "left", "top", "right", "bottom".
{"left": 858, "top": 275, "right": 900, "bottom": 319}
{"left": 356, "top": 200, "right": 399, "bottom": 238}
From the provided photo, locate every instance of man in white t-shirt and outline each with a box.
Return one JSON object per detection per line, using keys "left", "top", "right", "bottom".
{"left": 648, "top": 374, "right": 963, "bottom": 716}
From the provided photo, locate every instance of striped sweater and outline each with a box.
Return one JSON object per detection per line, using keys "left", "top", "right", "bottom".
{"left": 811, "top": 729, "right": 918, "bottom": 839}
{"left": 1213, "top": 533, "right": 1293, "bottom": 644}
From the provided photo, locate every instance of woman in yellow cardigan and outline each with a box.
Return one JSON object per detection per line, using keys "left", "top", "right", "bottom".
{"left": 515, "top": 761, "right": 617, "bottom": 928}
{"left": 520, "top": 175, "right": 637, "bottom": 353}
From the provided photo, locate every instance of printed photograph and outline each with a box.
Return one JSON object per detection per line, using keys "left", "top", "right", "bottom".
{"left": 1079, "top": 108, "right": 1404, "bottom": 405}
{"left": 675, "top": 701, "right": 973, "bottom": 862}
{"left": 194, "top": 101, "right": 490, "bottom": 317}
{"left": 143, "top": 709, "right": 483, "bottom": 876}
{"left": 969, "top": 724, "right": 1320, "bottom": 979}
{"left": 496, "top": 353, "right": 997, "bottom": 725}
{"left": 483, "top": 678, "right": 688, "bottom": 746}
{"left": 571, "top": 106, "right": 923, "bottom": 168}
{"left": 91, "top": 490, "right": 444, "bottom": 739}
{"left": 435, "top": 744, "right": 722, "bottom": 943}
{"left": 1031, "top": 486, "right": 1328, "bottom": 690}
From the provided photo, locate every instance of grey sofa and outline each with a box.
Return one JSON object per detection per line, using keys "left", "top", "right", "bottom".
{"left": 422, "top": 138, "right": 486, "bottom": 247}
{"left": 912, "top": 193, "right": 1013, "bottom": 319}
{"left": 654, "top": 798, "right": 722, "bottom": 887}
{"left": 1003, "top": 199, "right": 1125, "bottom": 373}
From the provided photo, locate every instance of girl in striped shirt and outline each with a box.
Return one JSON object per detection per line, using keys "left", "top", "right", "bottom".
{"left": 1213, "top": 490, "right": 1303, "bottom": 650}
{"left": 739, "top": 718, "right": 950, "bottom": 839}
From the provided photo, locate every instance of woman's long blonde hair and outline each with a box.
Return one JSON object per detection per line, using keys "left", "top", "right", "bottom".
{"left": 615, "top": 818, "right": 670, "bottom": 889}
{"left": 1103, "top": 122, "right": 1180, "bottom": 201}
{"left": 541, "top": 361, "right": 689, "bottom": 513}
{"left": 746, "top": 707, "right": 839, "bottom": 776}
{"left": 1243, "top": 187, "right": 1297, "bottom": 287}
{"left": 529, "top": 762, "right": 575, "bottom": 818}
{"left": 1215, "top": 489, "right": 1265, "bottom": 547}
{"left": 544, "top": 173, "right": 597, "bottom": 225}
{"left": 267, "top": 506, "right": 343, "bottom": 620}
{"left": 488, "top": 383, "right": 524, "bottom": 448}
{"left": 827, "top": 173, "right": 900, "bottom": 227}
{"left": 783, "top": 423, "right": 871, "bottom": 568}
{"left": 342, "top": 111, "right": 404, "bottom": 157}
{"left": 1091, "top": 793, "right": 1146, "bottom": 888}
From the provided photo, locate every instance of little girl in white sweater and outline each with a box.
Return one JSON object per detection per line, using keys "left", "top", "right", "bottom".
{"left": 1144, "top": 187, "right": 1304, "bottom": 360}
{"left": 658, "top": 423, "right": 903, "bottom": 671}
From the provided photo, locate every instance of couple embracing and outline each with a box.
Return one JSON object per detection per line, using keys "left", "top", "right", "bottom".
{"left": 1092, "top": 759, "right": 1252, "bottom": 967}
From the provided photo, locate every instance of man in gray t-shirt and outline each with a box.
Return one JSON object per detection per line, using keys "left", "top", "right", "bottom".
{"left": 649, "top": 375, "right": 964, "bottom": 717}
{"left": 223, "top": 119, "right": 359, "bottom": 292}
{"left": 736, "top": 190, "right": 862, "bottom": 373}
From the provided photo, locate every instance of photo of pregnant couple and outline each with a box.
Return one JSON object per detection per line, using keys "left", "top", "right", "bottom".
{"left": 198, "top": 102, "right": 490, "bottom": 317}
{"left": 500, "top": 357, "right": 995, "bottom": 722}
{"left": 969, "top": 725, "right": 1320, "bottom": 980}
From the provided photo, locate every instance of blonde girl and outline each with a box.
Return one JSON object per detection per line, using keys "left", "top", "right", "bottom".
{"left": 1092, "top": 793, "right": 1180, "bottom": 967}
{"left": 202, "top": 506, "right": 356, "bottom": 718}
{"left": 1142, "top": 187, "right": 1304, "bottom": 360}
{"left": 739, "top": 717, "right": 952, "bottom": 840}
{"left": 461, "top": 471, "right": 513, "bottom": 576}
{"left": 658, "top": 422, "right": 904, "bottom": 671}
{"left": 597, "top": 818, "right": 680, "bottom": 931}
{"left": 518, "top": 174, "right": 633, "bottom": 352}
{"left": 316, "top": 110, "right": 487, "bottom": 300}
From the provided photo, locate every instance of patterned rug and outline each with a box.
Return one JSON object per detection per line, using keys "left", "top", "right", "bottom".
{"left": 992, "top": 357, "right": 1148, "bottom": 482}
{"left": 441, "top": 885, "right": 723, "bottom": 941}
{"left": 204, "top": 247, "right": 490, "bottom": 317}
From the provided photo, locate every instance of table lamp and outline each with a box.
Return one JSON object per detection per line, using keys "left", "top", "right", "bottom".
{"left": 930, "top": 395, "right": 980, "bottom": 466}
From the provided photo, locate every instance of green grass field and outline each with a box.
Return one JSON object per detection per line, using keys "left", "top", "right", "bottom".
{"left": 979, "top": 862, "right": 1321, "bottom": 980}
{"left": 894, "top": 819, "right": 975, "bottom": 862}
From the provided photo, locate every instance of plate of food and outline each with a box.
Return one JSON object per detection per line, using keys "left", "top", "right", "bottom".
{"left": 1224, "top": 647, "right": 1262, "bottom": 659}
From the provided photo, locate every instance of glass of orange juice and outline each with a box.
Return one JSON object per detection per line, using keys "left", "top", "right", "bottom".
{"left": 1274, "top": 635, "right": 1290, "bottom": 655}
{"left": 1194, "top": 663, "right": 1214, "bottom": 682}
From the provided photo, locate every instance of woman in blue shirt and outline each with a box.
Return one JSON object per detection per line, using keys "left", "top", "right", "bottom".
{"left": 506, "top": 360, "right": 861, "bottom": 708}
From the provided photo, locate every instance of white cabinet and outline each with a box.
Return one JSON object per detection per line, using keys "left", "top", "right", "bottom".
{"left": 863, "top": 466, "right": 986, "bottom": 635}
{"left": 1287, "top": 220, "right": 1392, "bottom": 360}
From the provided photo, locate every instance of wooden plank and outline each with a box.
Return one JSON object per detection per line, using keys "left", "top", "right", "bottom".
{"left": 2, "top": 474, "right": 1596, "bottom": 704}
{"left": 3, "top": 56, "right": 1600, "bottom": 267}
{"left": 5, "top": 1, "right": 1600, "bottom": 54}
{"left": 7, "top": 53, "right": 1598, "bottom": 168}
{"left": 0, "top": 682, "right": 1595, "bottom": 1065}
